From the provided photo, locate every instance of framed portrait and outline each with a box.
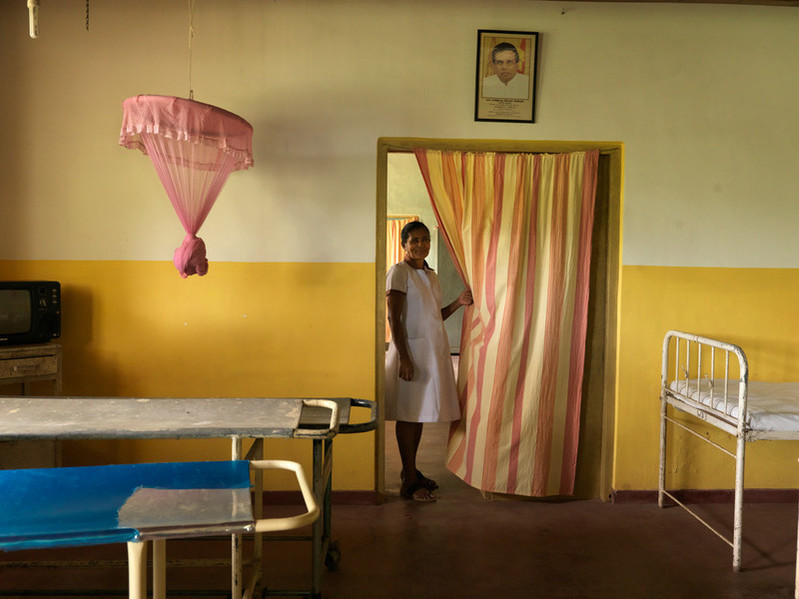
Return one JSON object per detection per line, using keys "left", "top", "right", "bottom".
{"left": 475, "top": 30, "right": 539, "bottom": 124}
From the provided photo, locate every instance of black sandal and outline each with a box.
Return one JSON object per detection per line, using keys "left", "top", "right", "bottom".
{"left": 401, "top": 469, "right": 439, "bottom": 491}
{"left": 400, "top": 481, "right": 437, "bottom": 502}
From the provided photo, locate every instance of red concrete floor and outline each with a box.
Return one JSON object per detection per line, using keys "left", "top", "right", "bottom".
{"left": 0, "top": 423, "right": 797, "bottom": 598}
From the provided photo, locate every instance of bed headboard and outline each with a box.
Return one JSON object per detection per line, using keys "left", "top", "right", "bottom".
{"left": 661, "top": 330, "right": 749, "bottom": 430}
{"left": 662, "top": 330, "right": 748, "bottom": 386}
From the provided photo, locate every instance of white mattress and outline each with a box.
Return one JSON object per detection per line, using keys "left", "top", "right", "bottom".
{"left": 669, "top": 379, "right": 799, "bottom": 432}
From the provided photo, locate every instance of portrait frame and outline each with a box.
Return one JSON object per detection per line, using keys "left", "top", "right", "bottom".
{"left": 475, "top": 30, "right": 539, "bottom": 124}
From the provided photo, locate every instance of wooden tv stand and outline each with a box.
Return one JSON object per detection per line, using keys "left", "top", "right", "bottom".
{"left": 0, "top": 343, "right": 62, "bottom": 468}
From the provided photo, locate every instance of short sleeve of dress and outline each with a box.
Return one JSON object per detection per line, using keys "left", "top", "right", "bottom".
{"left": 386, "top": 263, "right": 408, "bottom": 294}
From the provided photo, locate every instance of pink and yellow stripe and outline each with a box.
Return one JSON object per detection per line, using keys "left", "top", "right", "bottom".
{"left": 385, "top": 216, "right": 419, "bottom": 342}
{"left": 414, "top": 149, "right": 599, "bottom": 497}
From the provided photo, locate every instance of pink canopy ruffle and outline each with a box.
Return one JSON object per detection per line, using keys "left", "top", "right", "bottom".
{"left": 120, "top": 95, "right": 253, "bottom": 171}
{"left": 119, "top": 95, "right": 253, "bottom": 278}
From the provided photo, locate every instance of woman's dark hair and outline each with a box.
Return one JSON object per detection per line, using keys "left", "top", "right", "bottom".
{"left": 400, "top": 221, "right": 430, "bottom": 245}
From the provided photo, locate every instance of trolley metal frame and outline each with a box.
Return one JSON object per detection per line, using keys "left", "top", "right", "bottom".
{"left": 0, "top": 396, "right": 377, "bottom": 599}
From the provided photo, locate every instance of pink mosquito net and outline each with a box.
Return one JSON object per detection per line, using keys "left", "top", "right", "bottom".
{"left": 119, "top": 95, "right": 253, "bottom": 278}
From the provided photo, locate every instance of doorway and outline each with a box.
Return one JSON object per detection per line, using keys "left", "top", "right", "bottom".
{"left": 375, "top": 138, "right": 622, "bottom": 500}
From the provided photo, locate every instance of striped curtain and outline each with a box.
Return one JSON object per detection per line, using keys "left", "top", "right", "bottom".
{"left": 386, "top": 216, "right": 419, "bottom": 342}
{"left": 386, "top": 216, "right": 419, "bottom": 272}
{"left": 414, "top": 149, "right": 599, "bottom": 497}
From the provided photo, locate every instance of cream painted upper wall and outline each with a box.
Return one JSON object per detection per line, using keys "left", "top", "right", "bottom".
{"left": 1, "top": 0, "right": 797, "bottom": 267}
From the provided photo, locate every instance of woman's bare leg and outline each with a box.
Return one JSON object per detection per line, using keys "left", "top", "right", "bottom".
{"left": 395, "top": 420, "right": 434, "bottom": 500}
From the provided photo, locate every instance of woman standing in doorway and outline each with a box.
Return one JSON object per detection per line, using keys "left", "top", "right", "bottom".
{"left": 385, "top": 221, "right": 472, "bottom": 502}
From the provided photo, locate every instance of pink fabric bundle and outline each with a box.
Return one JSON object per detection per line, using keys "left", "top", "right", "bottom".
{"left": 119, "top": 95, "right": 253, "bottom": 278}
{"left": 174, "top": 234, "right": 208, "bottom": 279}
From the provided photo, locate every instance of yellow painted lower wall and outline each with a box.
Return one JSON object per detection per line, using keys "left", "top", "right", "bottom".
{"left": 0, "top": 260, "right": 376, "bottom": 490}
{"left": 12, "top": 261, "right": 798, "bottom": 494}
{"left": 615, "top": 265, "right": 799, "bottom": 491}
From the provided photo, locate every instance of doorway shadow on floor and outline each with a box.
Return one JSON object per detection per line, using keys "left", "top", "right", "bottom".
{"left": 384, "top": 420, "right": 482, "bottom": 502}
{"left": 384, "top": 419, "right": 590, "bottom": 504}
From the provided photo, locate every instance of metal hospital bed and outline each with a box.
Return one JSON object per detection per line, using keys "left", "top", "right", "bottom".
{"left": 0, "top": 396, "right": 378, "bottom": 599}
{"left": 658, "top": 331, "right": 799, "bottom": 577}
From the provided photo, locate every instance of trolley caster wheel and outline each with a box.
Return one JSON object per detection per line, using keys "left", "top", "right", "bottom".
{"left": 325, "top": 541, "right": 341, "bottom": 570}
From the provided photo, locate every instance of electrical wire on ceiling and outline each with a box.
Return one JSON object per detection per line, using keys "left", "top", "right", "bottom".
{"left": 188, "top": 0, "right": 196, "bottom": 99}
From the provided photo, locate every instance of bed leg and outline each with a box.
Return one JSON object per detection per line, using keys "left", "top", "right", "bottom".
{"left": 733, "top": 433, "right": 745, "bottom": 572}
{"left": 795, "top": 463, "right": 799, "bottom": 599}
{"left": 658, "top": 393, "right": 667, "bottom": 508}
{"left": 152, "top": 539, "right": 166, "bottom": 599}
{"left": 231, "top": 436, "right": 243, "bottom": 599}
{"left": 795, "top": 491, "right": 799, "bottom": 599}
{"left": 127, "top": 541, "right": 147, "bottom": 599}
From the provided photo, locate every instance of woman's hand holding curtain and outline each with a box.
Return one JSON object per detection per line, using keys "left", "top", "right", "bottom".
{"left": 441, "top": 288, "right": 473, "bottom": 321}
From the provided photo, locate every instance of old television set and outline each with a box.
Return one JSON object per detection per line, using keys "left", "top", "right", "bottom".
{"left": 0, "top": 282, "right": 61, "bottom": 346}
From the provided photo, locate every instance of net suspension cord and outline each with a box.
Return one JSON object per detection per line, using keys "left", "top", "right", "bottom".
{"left": 188, "top": 0, "right": 197, "bottom": 100}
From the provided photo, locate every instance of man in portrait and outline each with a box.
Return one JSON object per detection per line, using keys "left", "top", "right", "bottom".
{"left": 482, "top": 41, "right": 530, "bottom": 100}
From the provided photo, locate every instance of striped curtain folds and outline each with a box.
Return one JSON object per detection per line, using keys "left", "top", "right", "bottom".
{"left": 386, "top": 216, "right": 419, "bottom": 273}
{"left": 414, "top": 149, "right": 599, "bottom": 497}
{"left": 385, "top": 216, "right": 419, "bottom": 343}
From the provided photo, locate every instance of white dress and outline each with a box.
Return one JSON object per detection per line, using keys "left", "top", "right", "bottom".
{"left": 385, "top": 262, "right": 461, "bottom": 423}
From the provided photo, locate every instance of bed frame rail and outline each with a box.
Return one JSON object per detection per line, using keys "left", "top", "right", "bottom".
{"left": 658, "top": 330, "right": 749, "bottom": 572}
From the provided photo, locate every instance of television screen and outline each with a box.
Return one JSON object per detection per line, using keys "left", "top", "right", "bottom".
{"left": 0, "top": 290, "right": 31, "bottom": 334}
